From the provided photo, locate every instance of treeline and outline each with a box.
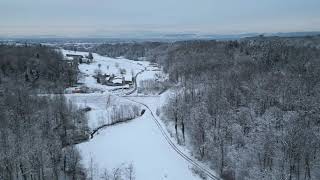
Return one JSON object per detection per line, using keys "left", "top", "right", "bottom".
{"left": 0, "top": 45, "right": 88, "bottom": 180}
{"left": 0, "top": 45, "right": 78, "bottom": 93}
{"left": 138, "top": 79, "right": 168, "bottom": 95}
{"left": 63, "top": 42, "right": 166, "bottom": 60}
{"left": 159, "top": 38, "right": 320, "bottom": 180}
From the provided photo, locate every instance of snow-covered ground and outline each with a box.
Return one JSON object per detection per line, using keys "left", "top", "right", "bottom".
{"left": 61, "top": 49, "right": 216, "bottom": 180}
{"left": 78, "top": 109, "right": 201, "bottom": 180}
{"left": 65, "top": 93, "right": 140, "bottom": 130}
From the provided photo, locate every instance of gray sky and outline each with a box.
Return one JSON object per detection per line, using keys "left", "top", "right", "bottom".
{"left": 1, "top": 0, "right": 320, "bottom": 36}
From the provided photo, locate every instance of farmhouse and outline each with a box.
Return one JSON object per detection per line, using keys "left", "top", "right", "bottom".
{"left": 65, "top": 54, "right": 93, "bottom": 64}
{"left": 81, "top": 57, "right": 92, "bottom": 63}
{"left": 124, "top": 76, "right": 133, "bottom": 85}
{"left": 62, "top": 56, "right": 78, "bottom": 69}
{"left": 112, "top": 77, "right": 124, "bottom": 86}
{"left": 66, "top": 54, "right": 84, "bottom": 59}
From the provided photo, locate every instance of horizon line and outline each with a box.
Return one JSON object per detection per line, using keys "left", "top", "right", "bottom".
{"left": 1, "top": 30, "right": 320, "bottom": 39}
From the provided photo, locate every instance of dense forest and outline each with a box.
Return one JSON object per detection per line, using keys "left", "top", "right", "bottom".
{"left": 0, "top": 45, "right": 79, "bottom": 93}
{"left": 89, "top": 36, "right": 320, "bottom": 180}
{"left": 162, "top": 38, "right": 320, "bottom": 180}
{"left": 0, "top": 45, "right": 88, "bottom": 180}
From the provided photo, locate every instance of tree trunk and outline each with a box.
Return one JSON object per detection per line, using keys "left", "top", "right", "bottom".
{"left": 181, "top": 120, "right": 185, "bottom": 143}
{"left": 20, "top": 163, "right": 27, "bottom": 180}
{"left": 220, "top": 139, "right": 225, "bottom": 175}
{"left": 174, "top": 112, "right": 179, "bottom": 144}
{"left": 305, "top": 154, "right": 311, "bottom": 180}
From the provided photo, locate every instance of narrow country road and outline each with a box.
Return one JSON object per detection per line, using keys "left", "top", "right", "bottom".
{"left": 122, "top": 69, "right": 220, "bottom": 180}
{"left": 125, "top": 67, "right": 146, "bottom": 95}
{"left": 124, "top": 97, "right": 220, "bottom": 180}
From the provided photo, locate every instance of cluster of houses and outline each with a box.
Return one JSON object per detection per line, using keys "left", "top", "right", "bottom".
{"left": 96, "top": 73, "right": 134, "bottom": 86}
{"left": 65, "top": 53, "right": 93, "bottom": 64}
{"left": 64, "top": 52, "right": 134, "bottom": 91}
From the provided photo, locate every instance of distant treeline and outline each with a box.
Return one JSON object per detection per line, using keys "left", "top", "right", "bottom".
{"left": 62, "top": 42, "right": 166, "bottom": 60}
{"left": 63, "top": 35, "right": 320, "bottom": 62}
{"left": 0, "top": 45, "right": 88, "bottom": 180}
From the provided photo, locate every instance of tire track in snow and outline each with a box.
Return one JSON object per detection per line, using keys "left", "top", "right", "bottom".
{"left": 121, "top": 97, "right": 220, "bottom": 180}
{"left": 119, "top": 65, "right": 220, "bottom": 180}
{"left": 125, "top": 98, "right": 220, "bottom": 179}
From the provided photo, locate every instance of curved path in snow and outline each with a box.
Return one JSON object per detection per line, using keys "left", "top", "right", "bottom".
{"left": 125, "top": 67, "right": 146, "bottom": 95}
{"left": 122, "top": 77, "right": 220, "bottom": 180}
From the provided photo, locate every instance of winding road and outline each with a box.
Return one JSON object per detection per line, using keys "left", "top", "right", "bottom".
{"left": 119, "top": 63, "right": 220, "bottom": 180}
{"left": 125, "top": 67, "right": 146, "bottom": 95}
{"left": 124, "top": 97, "right": 220, "bottom": 180}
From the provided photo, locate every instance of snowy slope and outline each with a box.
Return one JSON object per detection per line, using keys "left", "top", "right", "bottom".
{"left": 125, "top": 94, "right": 219, "bottom": 180}
{"left": 77, "top": 110, "right": 201, "bottom": 180}
{"left": 61, "top": 49, "right": 149, "bottom": 93}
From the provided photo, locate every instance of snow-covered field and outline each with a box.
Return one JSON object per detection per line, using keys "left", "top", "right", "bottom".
{"left": 65, "top": 93, "right": 140, "bottom": 130}
{"left": 61, "top": 49, "right": 215, "bottom": 180}
{"left": 78, "top": 109, "right": 201, "bottom": 180}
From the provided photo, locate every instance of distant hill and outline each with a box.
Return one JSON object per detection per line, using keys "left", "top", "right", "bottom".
{"left": 1, "top": 31, "right": 319, "bottom": 43}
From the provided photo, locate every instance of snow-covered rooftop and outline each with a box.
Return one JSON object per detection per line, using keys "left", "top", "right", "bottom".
{"left": 112, "top": 78, "right": 123, "bottom": 84}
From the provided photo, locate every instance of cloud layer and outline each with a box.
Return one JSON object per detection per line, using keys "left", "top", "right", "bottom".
{"left": 1, "top": 0, "right": 320, "bottom": 36}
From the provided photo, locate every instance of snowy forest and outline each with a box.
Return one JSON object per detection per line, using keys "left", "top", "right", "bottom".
{"left": 1, "top": 0, "right": 320, "bottom": 179}
{"left": 1, "top": 35, "right": 320, "bottom": 180}
{"left": 0, "top": 45, "right": 88, "bottom": 180}
{"left": 85, "top": 35, "right": 320, "bottom": 180}
{"left": 161, "top": 39, "right": 320, "bottom": 180}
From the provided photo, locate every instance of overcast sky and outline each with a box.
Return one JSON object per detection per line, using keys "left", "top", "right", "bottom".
{"left": 1, "top": 0, "right": 320, "bottom": 36}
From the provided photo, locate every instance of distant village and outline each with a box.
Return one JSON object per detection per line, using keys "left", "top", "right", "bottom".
{"left": 65, "top": 53, "right": 93, "bottom": 64}
{"left": 65, "top": 52, "right": 134, "bottom": 93}
{"left": 94, "top": 73, "right": 134, "bottom": 86}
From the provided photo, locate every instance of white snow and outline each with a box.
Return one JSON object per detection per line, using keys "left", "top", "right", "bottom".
{"left": 78, "top": 110, "right": 201, "bottom": 180}
{"left": 112, "top": 78, "right": 123, "bottom": 84}
{"left": 136, "top": 70, "right": 157, "bottom": 84}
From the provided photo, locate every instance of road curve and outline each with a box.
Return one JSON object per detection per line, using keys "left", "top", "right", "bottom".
{"left": 120, "top": 64, "right": 220, "bottom": 180}
{"left": 125, "top": 67, "right": 147, "bottom": 95}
